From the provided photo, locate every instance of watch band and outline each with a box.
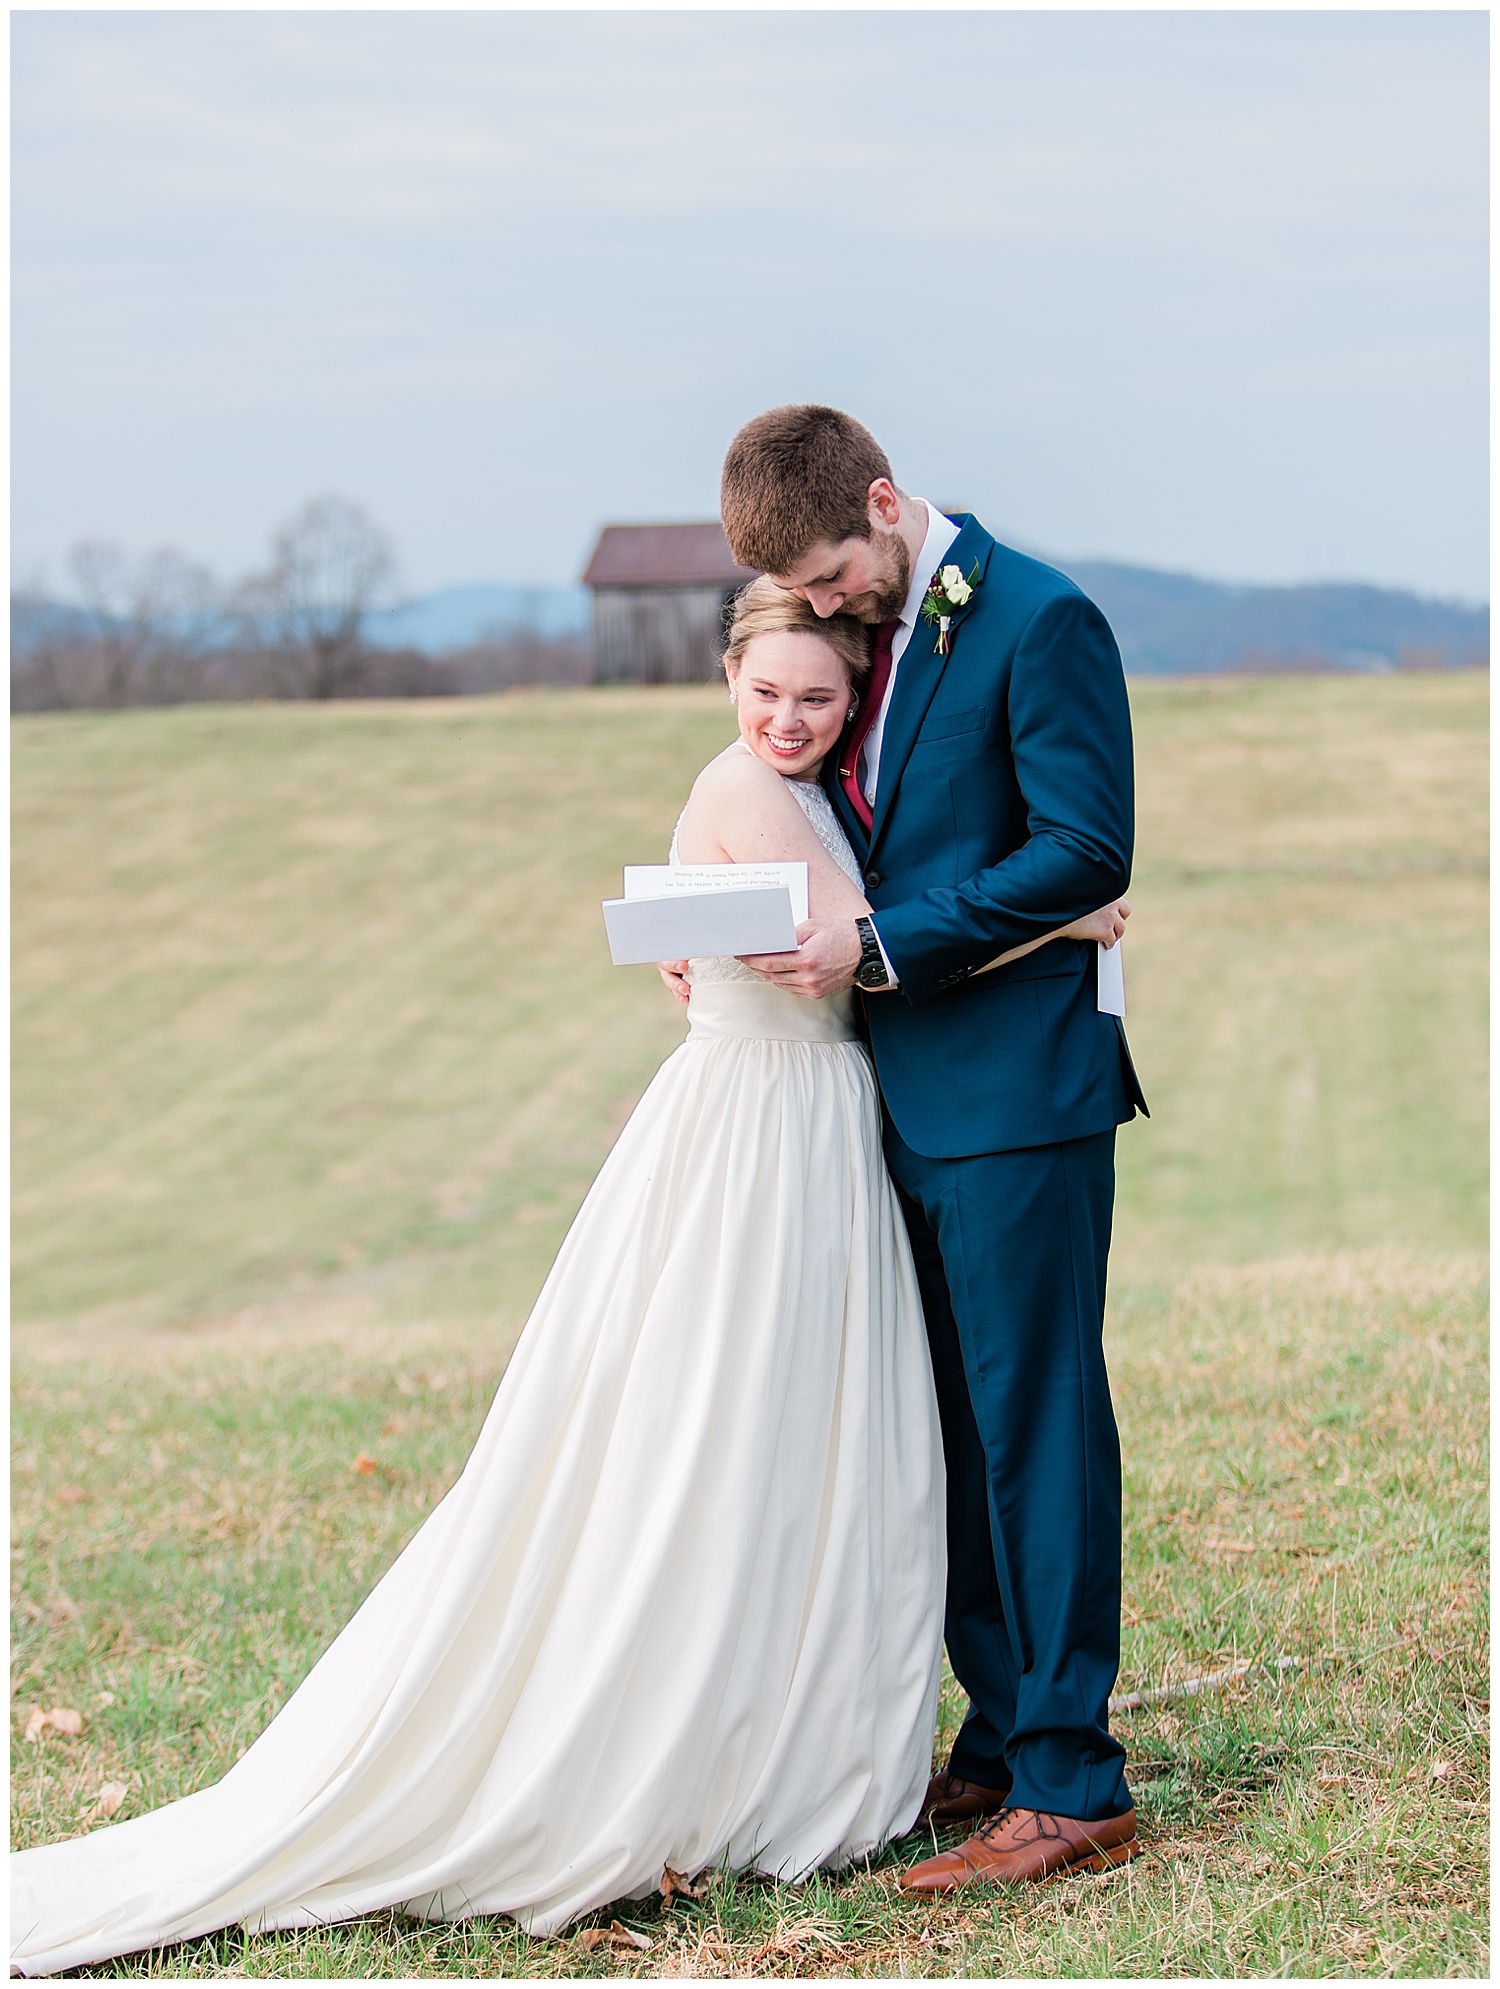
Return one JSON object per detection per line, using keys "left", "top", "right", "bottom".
{"left": 853, "top": 916, "right": 890, "bottom": 991}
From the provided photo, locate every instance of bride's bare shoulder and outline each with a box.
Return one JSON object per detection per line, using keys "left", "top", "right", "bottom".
{"left": 687, "top": 743, "right": 799, "bottom": 820}
{"left": 692, "top": 741, "right": 784, "bottom": 798}
{"left": 677, "top": 744, "right": 809, "bottom": 861}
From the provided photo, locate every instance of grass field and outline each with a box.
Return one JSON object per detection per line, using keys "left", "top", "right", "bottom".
{"left": 11, "top": 672, "right": 1488, "bottom": 1975}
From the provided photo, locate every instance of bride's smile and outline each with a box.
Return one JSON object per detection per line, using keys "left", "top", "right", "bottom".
{"left": 730, "top": 628, "right": 857, "bottom": 782}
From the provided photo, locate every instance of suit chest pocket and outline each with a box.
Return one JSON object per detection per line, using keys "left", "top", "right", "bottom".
{"left": 915, "top": 705, "right": 986, "bottom": 747}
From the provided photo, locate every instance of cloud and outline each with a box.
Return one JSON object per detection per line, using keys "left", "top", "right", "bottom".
{"left": 12, "top": 11, "right": 1487, "bottom": 598}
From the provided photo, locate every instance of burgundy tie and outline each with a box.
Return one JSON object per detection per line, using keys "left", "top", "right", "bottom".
{"left": 839, "top": 619, "right": 899, "bottom": 832}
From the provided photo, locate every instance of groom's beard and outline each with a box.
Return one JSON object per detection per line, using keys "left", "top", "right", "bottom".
{"left": 848, "top": 535, "right": 912, "bottom": 625}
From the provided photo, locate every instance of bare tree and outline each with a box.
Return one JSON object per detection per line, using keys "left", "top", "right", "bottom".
{"left": 238, "top": 496, "right": 395, "bottom": 699}
{"left": 64, "top": 541, "right": 220, "bottom": 705}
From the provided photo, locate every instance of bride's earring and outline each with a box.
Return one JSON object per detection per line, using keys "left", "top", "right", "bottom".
{"left": 729, "top": 689, "right": 739, "bottom": 705}
{"left": 846, "top": 702, "right": 858, "bottom": 722}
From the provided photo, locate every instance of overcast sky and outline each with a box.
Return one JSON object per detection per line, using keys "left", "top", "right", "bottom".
{"left": 12, "top": 9, "right": 1489, "bottom": 602}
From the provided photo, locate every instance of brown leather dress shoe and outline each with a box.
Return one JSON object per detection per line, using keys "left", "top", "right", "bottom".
{"left": 899, "top": 1805, "right": 1141, "bottom": 1892}
{"left": 918, "top": 1770, "right": 1012, "bottom": 1828}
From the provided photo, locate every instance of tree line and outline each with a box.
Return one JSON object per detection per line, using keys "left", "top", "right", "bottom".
{"left": 12, "top": 497, "right": 590, "bottom": 712}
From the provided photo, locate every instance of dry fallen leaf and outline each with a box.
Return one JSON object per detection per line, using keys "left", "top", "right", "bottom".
{"left": 95, "top": 1781, "right": 128, "bottom": 1818}
{"left": 576, "top": 1929, "right": 608, "bottom": 1951}
{"left": 661, "top": 1865, "right": 707, "bottom": 1904}
{"left": 1431, "top": 1759, "right": 1456, "bottom": 1780}
{"left": 47, "top": 1593, "right": 82, "bottom": 1625}
{"left": 24, "top": 1706, "right": 85, "bottom": 1742}
{"left": 608, "top": 1922, "right": 653, "bottom": 1951}
{"left": 351, "top": 1453, "right": 379, "bottom": 1477}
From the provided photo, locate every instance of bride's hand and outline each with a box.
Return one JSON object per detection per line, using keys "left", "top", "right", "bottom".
{"left": 656, "top": 960, "right": 691, "bottom": 1004}
{"left": 1060, "top": 899, "right": 1131, "bottom": 948}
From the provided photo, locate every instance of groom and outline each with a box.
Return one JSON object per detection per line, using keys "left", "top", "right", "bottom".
{"left": 720, "top": 405, "right": 1148, "bottom": 1890}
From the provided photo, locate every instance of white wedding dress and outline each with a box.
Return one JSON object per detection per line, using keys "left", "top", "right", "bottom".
{"left": 10, "top": 777, "right": 945, "bottom": 1977}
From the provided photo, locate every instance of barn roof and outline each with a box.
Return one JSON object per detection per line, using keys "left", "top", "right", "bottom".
{"left": 581, "top": 522, "right": 759, "bottom": 590}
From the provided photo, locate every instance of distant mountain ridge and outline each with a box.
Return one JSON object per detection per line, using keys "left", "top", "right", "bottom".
{"left": 7, "top": 582, "right": 593, "bottom": 662}
{"left": 12, "top": 559, "right": 1486, "bottom": 674}
{"left": 1049, "top": 557, "right": 1487, "bottom": 674}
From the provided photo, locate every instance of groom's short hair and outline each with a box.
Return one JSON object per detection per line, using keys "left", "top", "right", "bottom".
{"left": 721, "top": 405, "right": 893, "bottom": 576}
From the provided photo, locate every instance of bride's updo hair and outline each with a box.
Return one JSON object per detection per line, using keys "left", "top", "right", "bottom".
{"left": 721, "top": 577, "right": 873, "bottom": 697}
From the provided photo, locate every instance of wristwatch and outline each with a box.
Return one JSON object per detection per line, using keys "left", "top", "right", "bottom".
{"left": 853, "top": 916, "right": 891, "bottom": 991}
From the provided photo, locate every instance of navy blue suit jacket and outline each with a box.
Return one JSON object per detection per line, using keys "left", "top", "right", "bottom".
{"left": 823, "top": 516, "right": 1147, "bottom": 1159}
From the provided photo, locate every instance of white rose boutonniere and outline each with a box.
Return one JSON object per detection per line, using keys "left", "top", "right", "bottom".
{"left": 920, "top": 560, "right": 982, "bottom": 655}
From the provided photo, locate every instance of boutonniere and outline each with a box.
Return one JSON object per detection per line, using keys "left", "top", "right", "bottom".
{"left": 919, "top": 562, "right": 981, "bottom": 654}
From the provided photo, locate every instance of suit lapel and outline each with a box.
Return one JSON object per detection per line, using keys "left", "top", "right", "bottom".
{"left": 821, "top": 752, "right": 871, "bottom": 858}
{"left": 868, "top": 516, "right": 995, "bottom": 858}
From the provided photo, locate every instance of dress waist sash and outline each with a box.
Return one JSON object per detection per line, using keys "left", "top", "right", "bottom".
{"left": 685, "top": 980, "right": 860, "bottom": 1045}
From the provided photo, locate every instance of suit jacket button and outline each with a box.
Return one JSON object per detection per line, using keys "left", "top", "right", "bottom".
{"left": 865, "top": 868, "right": 882, "bottom": 890}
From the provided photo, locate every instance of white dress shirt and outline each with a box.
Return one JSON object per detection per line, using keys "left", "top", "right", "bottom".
{"left": 862, "top": 500, "right": 960, "bottom": 990}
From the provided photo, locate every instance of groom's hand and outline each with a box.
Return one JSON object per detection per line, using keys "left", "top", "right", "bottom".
{"left": 740, "top": 919, "right": 863, "bottom": 999}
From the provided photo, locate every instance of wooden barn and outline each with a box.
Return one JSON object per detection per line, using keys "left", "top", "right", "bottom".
{"left": 581, "top": 523, "right": 759, "bottom": 683}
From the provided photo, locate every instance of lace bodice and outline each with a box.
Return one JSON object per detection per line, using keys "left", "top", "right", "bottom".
{"left": 669, "top": 765, "right": 864, "bottom": 986}
{"left": 786, "top": 779, "right": 865, "bottom": 890}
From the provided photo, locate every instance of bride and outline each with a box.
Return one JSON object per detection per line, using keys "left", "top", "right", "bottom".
{"left": 11, "top": 580, "right": 1123, "bottom": 1976}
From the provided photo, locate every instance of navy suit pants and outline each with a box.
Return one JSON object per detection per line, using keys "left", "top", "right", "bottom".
{"left": 883, "top": 1122, "right": 1130, "bottom": 1822}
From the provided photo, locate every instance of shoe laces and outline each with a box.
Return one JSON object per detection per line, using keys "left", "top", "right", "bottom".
{"left": 974, "top": 1806, "right": 1065, "bottom": 1849}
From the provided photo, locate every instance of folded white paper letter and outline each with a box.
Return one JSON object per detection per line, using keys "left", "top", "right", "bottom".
{"left": 602, "top": 887, "right": 799, "bottom": 966}
{"left": 1097, "top": 939, "right": 1126, "bottom": 1017}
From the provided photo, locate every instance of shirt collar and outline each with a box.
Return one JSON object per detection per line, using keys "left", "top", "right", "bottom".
{"left": 897, "top": 500, "right": 963, "bottom": 631}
